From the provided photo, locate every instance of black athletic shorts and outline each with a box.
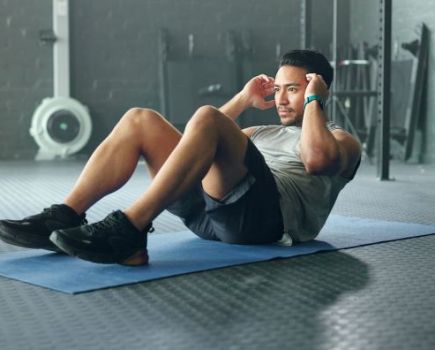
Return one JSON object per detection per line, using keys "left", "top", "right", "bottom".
{"left": 167, "top": 138, "right": 284, "bottom": 244}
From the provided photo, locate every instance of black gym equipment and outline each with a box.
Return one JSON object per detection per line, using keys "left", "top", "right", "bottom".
{"left": 301, "top": 0, "right": 429, "bottom": 176}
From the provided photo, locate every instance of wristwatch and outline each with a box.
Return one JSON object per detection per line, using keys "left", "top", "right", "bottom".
{"left": 304, "top": 95, "right": 324, "bottom": 110}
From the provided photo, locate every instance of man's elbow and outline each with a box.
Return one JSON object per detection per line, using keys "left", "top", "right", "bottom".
{"left": 303, "top": 155, "right": 340, "bottom": 176}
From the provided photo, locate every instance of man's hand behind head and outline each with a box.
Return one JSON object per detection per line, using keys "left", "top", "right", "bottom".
{"left": 305, "top": 73, "right": 329, "bottom": 101}
{"left": 240, "top": 74, "right": 276, "bottom": 110}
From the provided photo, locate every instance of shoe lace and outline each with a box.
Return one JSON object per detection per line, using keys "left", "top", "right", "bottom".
{"left": 84, "top": 212, "right": 154, "bottom": 238}
{"left": 86, "top": 215, "right": 120, "bottom": 237}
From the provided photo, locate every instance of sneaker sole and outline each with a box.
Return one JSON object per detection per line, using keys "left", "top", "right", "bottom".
{"left": 0, "top": 223, "right": 63, "bottom": 253}
{"left": 49, "top": 231, "right": 148, "bottom": 266}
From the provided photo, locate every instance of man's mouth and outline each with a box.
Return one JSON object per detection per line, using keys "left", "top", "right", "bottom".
{"left": 277, "top": 108, "right": 293, "bottom": 116}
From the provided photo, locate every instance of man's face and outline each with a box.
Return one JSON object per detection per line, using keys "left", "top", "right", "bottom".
{"left": 274, "top": 65, "right": 308, "bottom": 126}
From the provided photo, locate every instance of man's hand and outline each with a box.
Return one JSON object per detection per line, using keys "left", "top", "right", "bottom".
{"left": 240, "top": 74, "right": 276, "bottom": 110}
{"left": 305, "top": 73, "right": 329, "bottom": 101}
{"left": 219, "top": 74, "right": 275, "bottom": 121}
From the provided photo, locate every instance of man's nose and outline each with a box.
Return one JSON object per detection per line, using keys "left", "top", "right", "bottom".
{"left": 277, "top": 90, "right": 288, "bottom": 105}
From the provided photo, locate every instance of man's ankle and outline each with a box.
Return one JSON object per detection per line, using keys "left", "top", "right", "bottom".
{"left": 123, "top": 210, "right": 151, "bottom": 232}
{"left": 62, "top": 202, "right": 85, "bottom": 217}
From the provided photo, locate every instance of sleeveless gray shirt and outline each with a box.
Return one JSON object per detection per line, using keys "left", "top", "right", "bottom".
{"left": 250, "top": 123, "right": 354, "bottom": 244}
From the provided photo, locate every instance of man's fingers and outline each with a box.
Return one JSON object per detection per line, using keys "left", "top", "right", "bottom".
{"left": 258, "top": 74, "right": 274, "bottom": 83}
{"left": 305, "top": 73, "right": 328, "bottom": 100}
{"left": 306, "top": 73, "right": 326, "bottom": 85}
{"left": 306, "top": 73, "right": 314, "bottom": 81}
{"left": 259, "top": 99, "right": 276, "bottom": 110}
{"left": 264, "top": 85, "right": 276, "bottom": 95}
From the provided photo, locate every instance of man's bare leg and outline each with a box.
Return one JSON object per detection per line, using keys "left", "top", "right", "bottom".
{"left": 63, "top": 105, "right": 249, "bottom": 232}
{"left": 63, "top": 108, "right": 182, "bottom": 215}
{"left": 52, "top": 105, "right": 250, "bottom": 264}
{"left": 122, "top": 105, "right": 250, "bottom": 230}
{"left": 0, "top": 108, "right": 181, "bottom": 253}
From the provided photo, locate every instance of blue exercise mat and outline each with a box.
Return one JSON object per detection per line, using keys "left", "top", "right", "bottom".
{"left": 0, "top": 214, "right": 434, "bottom": 294}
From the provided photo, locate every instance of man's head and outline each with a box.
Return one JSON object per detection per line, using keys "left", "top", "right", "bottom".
{"left": 274, "top": 49, "right": 333, "bottom": 126}
{"left": 279, "top": 50, "right": 333, "bottom": 88}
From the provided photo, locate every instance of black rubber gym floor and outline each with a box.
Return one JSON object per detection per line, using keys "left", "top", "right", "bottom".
{"left": 0, "top": 160, "right": 434, "bottom": 350}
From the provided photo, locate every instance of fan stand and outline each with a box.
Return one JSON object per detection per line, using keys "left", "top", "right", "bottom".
{"left": 31, "top": 0, "right": 92, "bottom": 161}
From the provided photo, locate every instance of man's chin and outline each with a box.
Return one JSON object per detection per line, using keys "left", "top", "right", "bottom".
{"left": 279, "top": 115, "right": 301, "bottom": 127}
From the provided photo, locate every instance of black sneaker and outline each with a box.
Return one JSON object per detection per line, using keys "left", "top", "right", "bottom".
{"left": 0, "top": 204, "right": 87, "bottom": 252}
{"left": 50, "top": 210, "right": 154, "bottom": 266}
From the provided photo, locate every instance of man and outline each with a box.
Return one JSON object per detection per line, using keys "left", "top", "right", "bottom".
{"left": 0, "top": 50, "right": 361, "bottom": 266}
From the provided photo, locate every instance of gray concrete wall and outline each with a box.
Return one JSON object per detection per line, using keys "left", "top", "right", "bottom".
{"left": 8, "top": 1, "right": 431, "bottom": 163}
{"left": 350, "top": 0, "right": 435, "bottom": 163}
{"left": 0, "top": 0, "right": 52, "bottom": 159}
{"left": 0, "top": 0, "right": 303, "bottom": 159}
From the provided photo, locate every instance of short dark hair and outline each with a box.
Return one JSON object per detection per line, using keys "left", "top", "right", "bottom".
{"left": 279, "top": 50, "right": 334, "bottom": 88}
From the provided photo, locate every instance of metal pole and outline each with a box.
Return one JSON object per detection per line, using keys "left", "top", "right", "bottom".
{"left": 53, "top": 0, "right": 70, "bottom": 97}
{"left": 331, "top": 0, "right": 338, "bottom": 122}
{"left": 377, "top": 0, "right": 392, "bottom": 180}
{"left": 300, "top": 0, "right": 312, "bottom": 49}
{"left": 158, "top": 29, "right": 169, "bottom": 117}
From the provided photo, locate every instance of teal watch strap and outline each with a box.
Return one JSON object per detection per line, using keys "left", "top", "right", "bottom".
{"left": 304, "top": 95, "right": 324, "bottom": 110}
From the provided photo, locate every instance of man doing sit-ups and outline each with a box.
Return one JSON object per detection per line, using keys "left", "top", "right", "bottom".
{"left": 0, "top": 49, "right": 361, "bottom": 266}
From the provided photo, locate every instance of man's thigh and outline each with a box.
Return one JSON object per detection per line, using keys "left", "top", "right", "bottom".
{"left": 169, "top": 140, "right": 284, "bottom": 244}
{"left": 192, "top": 106, "right": 250, "bottom": 201}
{"left": 203, "top": 139, "right": 283, "bottom": 244}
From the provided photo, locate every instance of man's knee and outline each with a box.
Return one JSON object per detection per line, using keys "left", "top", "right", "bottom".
{"left": 121, "top": 108, "right": 163, "bottom": 128}
{"left": 120, "top": 108, "right": 174, "bottom": 136}
{"left": 186, "top": 105, "right": 224, "bottom": 131}
{"left": 194, "top": 105, "right": 220, "bottom": 117}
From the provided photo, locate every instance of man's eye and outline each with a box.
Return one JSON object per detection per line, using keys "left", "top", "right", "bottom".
{"left": 288, "top": 87, "right": 296, "bottom": 92}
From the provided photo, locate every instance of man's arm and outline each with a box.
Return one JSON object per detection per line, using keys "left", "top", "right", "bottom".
{"left": 219, "top": 74, "right": 276, "bottom": 121}
{"left": 300, "top": 74, "right": 361, "bottom": 176}
{"left": 219, "top": 93, "right": 250, "bottom": 121}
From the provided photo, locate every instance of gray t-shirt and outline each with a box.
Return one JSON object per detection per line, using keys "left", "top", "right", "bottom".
{"left": 250, "top": 122, "right": 354, "bottom": 244}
